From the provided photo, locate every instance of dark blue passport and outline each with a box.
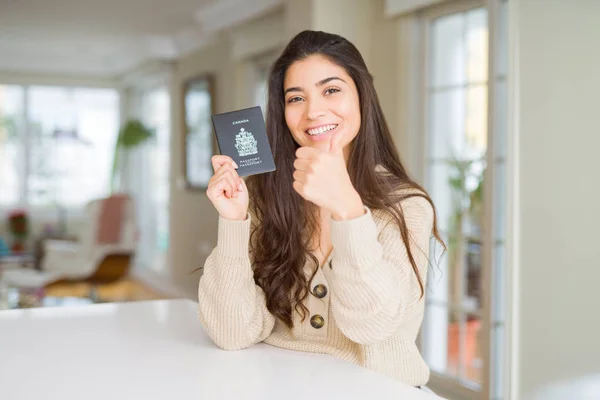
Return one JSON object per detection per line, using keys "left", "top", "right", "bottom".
{"left": 211, "top": 106, "right": 276, "bottom": 177}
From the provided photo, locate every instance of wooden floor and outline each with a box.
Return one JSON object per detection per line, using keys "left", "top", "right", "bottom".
{"left": 44, "top": 278, "right": 169, "bottom": 303}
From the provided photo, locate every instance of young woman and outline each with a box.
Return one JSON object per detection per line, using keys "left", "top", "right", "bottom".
{"left": 198, "top": 30, "right": 444, "bottom": 389}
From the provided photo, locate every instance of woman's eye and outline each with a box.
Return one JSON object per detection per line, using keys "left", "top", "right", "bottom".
{"left": 287, "top": 96, "right": 303, "bottom": 103}
{"left": 325, "top": 88, "right": 340, "bottom": 95}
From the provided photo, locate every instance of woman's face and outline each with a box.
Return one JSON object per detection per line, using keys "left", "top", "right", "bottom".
{"left": 283, "top": 55, "right": 361, "bottom": 160}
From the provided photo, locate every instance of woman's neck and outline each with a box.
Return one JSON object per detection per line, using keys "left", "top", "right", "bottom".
{"left": 319, "top": 208, "right": 331, "bottom": 222}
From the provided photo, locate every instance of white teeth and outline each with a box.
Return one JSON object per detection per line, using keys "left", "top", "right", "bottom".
{"left": 307, "top": 124, "right": 337, "bottom": 135}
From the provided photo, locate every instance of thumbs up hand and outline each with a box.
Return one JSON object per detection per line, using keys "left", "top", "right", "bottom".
{"left": 292, "top": 131, "right": 365, "bottom": 220}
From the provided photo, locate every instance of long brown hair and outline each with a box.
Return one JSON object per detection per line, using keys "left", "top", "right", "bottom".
{"left": 246, "top": 30, "right": 444, "bottom": 328}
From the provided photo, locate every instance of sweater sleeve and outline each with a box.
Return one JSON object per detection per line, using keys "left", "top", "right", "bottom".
{"left": 327, "top": 195, "right": 434, "bottom": 345}
{"left": 197, "top": 214, "right": 275, "bottom": 350}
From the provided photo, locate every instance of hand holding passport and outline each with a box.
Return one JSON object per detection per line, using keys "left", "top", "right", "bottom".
{"left": 211, "top": 106, "right": 276, "bottom": 177}
{"left": 206, "top": 106, "right": 275, "bottom": 221}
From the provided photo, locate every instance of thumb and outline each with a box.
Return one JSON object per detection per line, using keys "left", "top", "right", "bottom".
{"left": 329, "top": 130, "right": 343, "bottom": 154}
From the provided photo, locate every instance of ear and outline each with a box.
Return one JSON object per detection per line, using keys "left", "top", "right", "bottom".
{"left": 329, "top": 130, "right": 343, "bottom": 154}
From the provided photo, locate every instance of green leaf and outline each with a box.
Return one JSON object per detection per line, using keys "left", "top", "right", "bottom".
{"left": 110, "top": 119, "right": 154, "bottom": 192}
{"left": 0, "top": 116, "right": 17, "bottom": 139}
{"left": 117, "top": 120, "right": 154, "bottom": 148}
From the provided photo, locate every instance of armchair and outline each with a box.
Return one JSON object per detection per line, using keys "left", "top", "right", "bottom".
{"left": 3, "top": 194, "right": 138, "bottom": 301}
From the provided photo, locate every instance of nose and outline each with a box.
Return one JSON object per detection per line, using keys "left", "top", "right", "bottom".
{"left": 306, "top": 97, "right": 326, "bottom": 120}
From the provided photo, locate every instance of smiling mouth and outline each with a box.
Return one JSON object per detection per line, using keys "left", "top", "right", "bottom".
{"left": 306, "top": 124, "right": 338, "bottom": 136}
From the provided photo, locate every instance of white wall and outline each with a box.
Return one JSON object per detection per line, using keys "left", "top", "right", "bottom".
{"left": 230, "top": 10, "right": 285, "bottom": 61}
{"left": 0, "top": 71, "right": 117, "bottom": 88}
{"left": 510, "top": 0, "right": 600, "bottom": 398}
{"left": 311, "top": 0, "right": 375, "bottom": 65}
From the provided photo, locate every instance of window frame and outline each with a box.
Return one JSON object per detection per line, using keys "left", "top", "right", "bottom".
{"left": 247, "top": 49, "right": 283, "bottom": 112}
{"left": 417, "top": 0, "right": 509, "bottom": 399}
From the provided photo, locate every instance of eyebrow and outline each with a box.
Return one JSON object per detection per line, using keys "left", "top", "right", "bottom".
{"left": 284, "top": 76, "right": 346, "bottom": 96}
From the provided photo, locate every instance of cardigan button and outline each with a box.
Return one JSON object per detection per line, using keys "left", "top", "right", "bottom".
{"left": 313, "top": 284, "right": 328, "bottom": 299}
{"left": 310, "top": 314, "right": 325, "bottom": 329}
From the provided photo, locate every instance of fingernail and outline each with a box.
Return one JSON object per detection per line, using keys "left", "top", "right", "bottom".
{"left": 232, "top": 161, "right": 239, "bottom": 169}
{"left": 238, "top": 183, "right": 243, "bottom": 191}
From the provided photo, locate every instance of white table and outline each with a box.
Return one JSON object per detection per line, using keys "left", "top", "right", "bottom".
{"left": 0, "top": 299, "right": 439, "bottom": 399}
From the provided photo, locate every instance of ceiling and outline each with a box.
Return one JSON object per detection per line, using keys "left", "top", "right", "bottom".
{"left": 0, "top": 0, "right": 281, "bottom": 78}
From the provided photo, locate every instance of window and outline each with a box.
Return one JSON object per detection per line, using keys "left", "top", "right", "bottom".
{"left": 0, "top": 85, "right": 24, "bottom": 206}
{"left": 0, "top": 85, "right": 119, "bottom": 210}
{"left": 420, "top": 1, "right": 508, "bottom": 399}
{"left": 255, "top": 63, "right": 269, "bottom": 114}
{"left": 184, "top": 77, "right": 213, "bottom": 189}
{"left": 252, "top": 52, "right": 277, "bottom": 116}
{"left": 140, "top": 87, "right": 170, "bottom": 269}
{"left": 425, "top": 5, "right": 489, "bottom": 385}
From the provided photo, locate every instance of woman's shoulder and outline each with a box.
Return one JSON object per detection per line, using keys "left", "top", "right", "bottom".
{"left": 396, "top": 190, "right": 434, "bottom": 223}
{"left": 370, "top": 168, "right": 434, "bottom": 225}
{"left": 374, "top": 163, "right": 430, "bottom": 198}
{"left": 370, "top": 192, "right": 434, "bottom": 238}
{"left": 371, "top": 189, "right": 433, "bottom": 219}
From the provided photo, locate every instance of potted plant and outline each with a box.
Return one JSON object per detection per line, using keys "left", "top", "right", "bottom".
{"left": 0, "top": 116, "right": 16, "bottom": 138}
{"left": 446, "top": 156, "right": 485, "bottom": 376}
{"left": 110, "top": 119, "right": 154, "bottom": 193}
{"left": 7, "top": 210, "right": 29, "bottom": 254}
